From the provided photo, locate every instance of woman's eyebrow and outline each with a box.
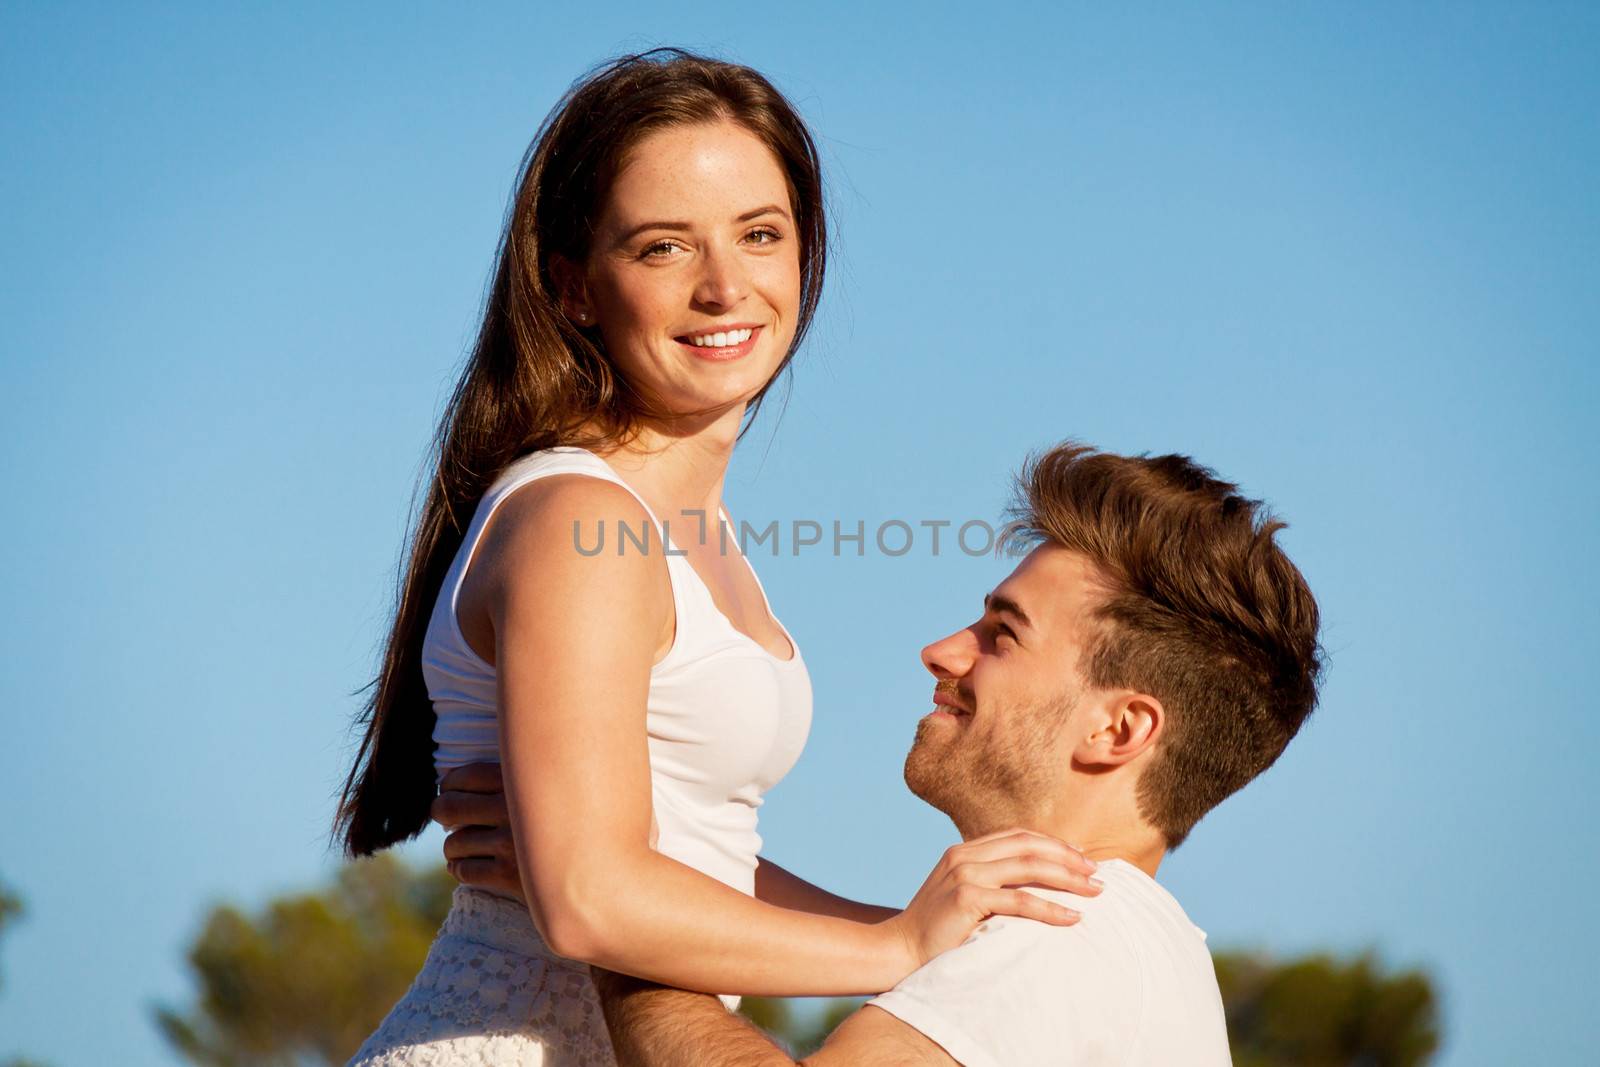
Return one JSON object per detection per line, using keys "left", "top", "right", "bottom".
{"left": 615, "top": 219, "right": 691, "bottom": 242}
{"left": 736, "top": 203, "right": 790, "bottom": 222}
{"left": 615, "top": 204, "right": 792, "bottom": 244}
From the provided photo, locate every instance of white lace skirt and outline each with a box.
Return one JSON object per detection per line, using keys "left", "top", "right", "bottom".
{"left": 348, "top": 887, "right": 616, "bottom": 1067}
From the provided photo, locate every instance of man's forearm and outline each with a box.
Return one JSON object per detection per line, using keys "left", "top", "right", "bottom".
{"left": 755, "top": 858, "right": 900, "bottom": 924}
{"left": 591, "top": 968, "right": 797, "bottom": 1067}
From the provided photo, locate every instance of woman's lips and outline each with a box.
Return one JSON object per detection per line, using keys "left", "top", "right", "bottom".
{"left": 675, "top": 325, "right": 763, "bottom": 362}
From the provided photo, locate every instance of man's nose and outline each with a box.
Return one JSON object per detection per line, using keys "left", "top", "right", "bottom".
{"left": 693, "top": 244, "right": 750, "bottom": 309}
{"left": 921, "top": 626, "right": 979, "bottom": 679}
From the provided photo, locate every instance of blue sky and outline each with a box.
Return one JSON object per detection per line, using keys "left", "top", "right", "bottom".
{"left": 2, "top": 3, "right": 1596, "bottom": 1064}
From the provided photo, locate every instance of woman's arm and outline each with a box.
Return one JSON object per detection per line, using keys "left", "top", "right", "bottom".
{"left": 464, "top": 477, "right": 1094, "bottom": 998}
{"left": 754, "top": 858, "right": 899, "bottom": 925}
{"left": 469, "top": 476, "right": 910, "bottom": 995}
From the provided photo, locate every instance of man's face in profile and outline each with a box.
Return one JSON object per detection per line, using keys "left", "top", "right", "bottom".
{"left": 904, "top": 546, "right": 1110, "bottom": 836}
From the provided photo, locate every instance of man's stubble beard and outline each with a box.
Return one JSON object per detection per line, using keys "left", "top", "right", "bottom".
{"left": 902, "top": 692, "right": 1078, "bottom": 839}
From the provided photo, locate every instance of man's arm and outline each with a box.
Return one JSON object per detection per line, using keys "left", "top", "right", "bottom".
{"left": 590, "top": 969, "right": 958, "bottom": 1067}
{"left": 590, "top": 969, "right": 794, "bottom": 1067}
{"left": 755, "top": 857, "right": 900, "bottom": 924}
{"left": 806, "top": 1005, "right": 960, "bottom": 1066}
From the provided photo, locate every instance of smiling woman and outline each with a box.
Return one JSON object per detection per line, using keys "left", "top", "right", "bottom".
{"left": 548, "top": 119, "right": 804, "bottom": 423}
{"left": 335, "top": 49, "right": 1097, "bottom": 1067}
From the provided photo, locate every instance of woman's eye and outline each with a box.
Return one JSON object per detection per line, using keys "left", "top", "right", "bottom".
{"left": 640, "top": 240, "right": 681, "bottom": 259}
{"left": 745, "top": 227, "right": 782, "bottom": 245}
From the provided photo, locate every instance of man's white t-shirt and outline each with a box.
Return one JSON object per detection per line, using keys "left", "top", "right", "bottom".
{"left": 868, "top": 859, "right": 1231, "bottom": 1066}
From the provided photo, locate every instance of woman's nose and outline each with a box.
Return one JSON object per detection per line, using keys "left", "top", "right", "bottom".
{"left": 693, "top": 245, "right": 750, "bottom": 309}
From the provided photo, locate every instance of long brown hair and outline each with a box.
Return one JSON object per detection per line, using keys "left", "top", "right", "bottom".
{"left": 336, "top": 49, "right": 828, "bottom": 856}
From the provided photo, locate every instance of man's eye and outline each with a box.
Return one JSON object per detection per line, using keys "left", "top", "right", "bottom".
{"left": 995, "top": 626, "right": 1016, "bottom": 645}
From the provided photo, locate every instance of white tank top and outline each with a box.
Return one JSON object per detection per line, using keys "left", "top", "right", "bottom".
{"left": 422, "top": 446, "right": 813, "bottom": 895}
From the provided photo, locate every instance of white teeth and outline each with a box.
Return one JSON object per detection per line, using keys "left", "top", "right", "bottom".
{"left": 688, "top": 327, "right": 753, "bottom": 348}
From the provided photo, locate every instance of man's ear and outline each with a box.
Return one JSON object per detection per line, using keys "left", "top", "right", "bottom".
{"left": 548, "top": 253, "right": 595, "bottom": 326}
{"left": 1073, "top": 691, "right": 1163, "bottom": 768}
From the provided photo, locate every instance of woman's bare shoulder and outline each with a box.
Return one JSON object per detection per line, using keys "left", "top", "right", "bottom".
{"left": 467, "top": 472, "right": 670, "bottom": 611}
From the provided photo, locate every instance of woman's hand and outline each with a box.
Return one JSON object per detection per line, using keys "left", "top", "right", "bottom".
{"left": 881, "top": 828, "right": 1101, "bottom": 973}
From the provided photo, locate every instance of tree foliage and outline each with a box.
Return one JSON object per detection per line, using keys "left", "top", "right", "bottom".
{"left": 1217, "top": 950, "right": 1440, "bottom": 1066}
{"left": 158, "top": 860, "right": 1441, "bottom": 1065}
{"left": 155, "top": 855, "right": 454, "bottom": 1067}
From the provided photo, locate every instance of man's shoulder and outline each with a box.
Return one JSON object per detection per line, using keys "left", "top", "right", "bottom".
{"left": 868, "top": 864, "right": 1182, "bottom": 1033}
{"left": 869, "top": 861, "right": 1230, "bottom": 1066}
{"left": 1000, "top": 860, "right": 1210, "bottom": 960}
{"left": 931, "top": 861, "right": 1222, "bottom": 1029}
{"left": 1017, "top": 857, "right": 1203, "bottom": 940}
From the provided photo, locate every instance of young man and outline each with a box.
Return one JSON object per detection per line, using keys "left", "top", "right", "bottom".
{"left": 434, "top": 442, "right": 1323, "bottom": 1065}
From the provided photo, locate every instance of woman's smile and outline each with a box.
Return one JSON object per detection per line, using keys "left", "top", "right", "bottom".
{"left": 675, "top": 323, "right": 764, "bottom": 362}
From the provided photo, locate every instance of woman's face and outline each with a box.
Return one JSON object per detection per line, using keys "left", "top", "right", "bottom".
{"left": 573, "top": 119, "right": 803, "bottom": 422}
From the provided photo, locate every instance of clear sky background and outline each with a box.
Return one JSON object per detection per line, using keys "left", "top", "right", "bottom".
{"left": 2, "top": 3, "right": 1596, "bottom": 1064}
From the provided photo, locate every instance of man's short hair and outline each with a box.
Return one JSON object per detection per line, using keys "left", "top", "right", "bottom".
{"left": 1003, "top": 443, "right": 1323, "bottom": 847}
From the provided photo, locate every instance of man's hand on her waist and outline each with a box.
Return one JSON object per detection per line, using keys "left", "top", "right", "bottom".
{"left": 435, "top": 761, "right": 660, "bottom": 903}
{"left": 436, "top": 762, "right": 525, "bottom": 900}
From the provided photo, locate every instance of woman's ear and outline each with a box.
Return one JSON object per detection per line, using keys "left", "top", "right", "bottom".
{"left": 548, "top": 254, "right": 594, "bottom": 326}
{"left": 1073, "top": 692, "right": 1164, "bottom": 768}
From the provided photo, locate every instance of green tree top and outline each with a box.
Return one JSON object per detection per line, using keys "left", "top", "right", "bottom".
{"left": 1218, "top": 950, "right": 1440, "bottom": 1066}
{"left": 155, "top": 855, "right": 454, "bottom": 1067}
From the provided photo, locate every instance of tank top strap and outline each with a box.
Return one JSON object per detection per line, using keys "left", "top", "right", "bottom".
{"left": 463, "top": 447, "right": 704, "bottom": 668}
{"left": 474, "top": 446, "right": 667, "bottom": 544}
